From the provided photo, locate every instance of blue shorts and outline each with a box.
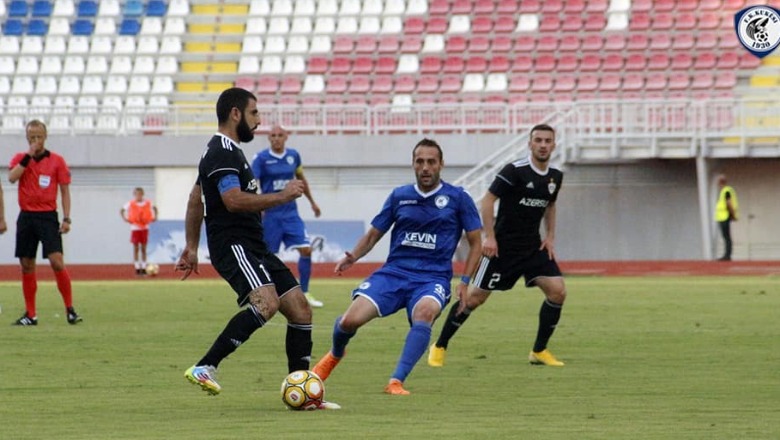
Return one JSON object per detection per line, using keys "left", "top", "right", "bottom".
{"left": 262, "top": 214, "right": 310, "bottom": 253}
{"left": 351, "top": 266, "right": 451, "bottom": 322}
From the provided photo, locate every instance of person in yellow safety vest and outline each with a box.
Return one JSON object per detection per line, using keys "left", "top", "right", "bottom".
{"left": 121, "top": 187, "right": 158, "bottom": 275}
{"left": 714, "top": 174, "right": 738, "bottom": 261}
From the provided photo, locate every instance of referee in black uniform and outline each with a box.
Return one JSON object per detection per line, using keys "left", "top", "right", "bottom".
{"left": 176, "top": 89, "right": 337, "bottom": 408}
{"left": 429, "top": 124, "right": 568, "bottom": 367}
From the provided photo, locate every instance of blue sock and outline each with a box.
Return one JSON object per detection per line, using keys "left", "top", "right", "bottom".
{"left": 299, "top": 256, "right": 312, "bottom": 293}
{"left": 391, "top": 321, "right": 432, "bottom": 382}
{"left": 332, "top": 316, "right": 355, "bottom": 358}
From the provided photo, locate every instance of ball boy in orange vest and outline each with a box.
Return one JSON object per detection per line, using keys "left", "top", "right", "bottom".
{"left": 121, "top": 187, "right": 158, "bottom": 275}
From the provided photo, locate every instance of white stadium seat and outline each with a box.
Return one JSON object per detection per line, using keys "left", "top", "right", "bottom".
{"left": 84, "top": 56, "right": 107, "bottom": 74}
{"left": 65, "top": 56, "right": 88, "bottom": 74}
{"left": 40, "top": 56, "right": 63, "bottom": 74}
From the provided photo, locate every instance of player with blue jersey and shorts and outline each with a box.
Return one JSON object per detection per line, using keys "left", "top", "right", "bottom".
{"left": 312, "top": 139, "right": 483, "bottom": 395}
{"left": 251, "top": 125, "right": 323, "bottom": 308}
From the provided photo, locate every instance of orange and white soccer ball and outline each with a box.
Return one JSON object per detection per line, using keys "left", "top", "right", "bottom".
{"left": 145, "top": 263, "right": 160, "bottom": 276}
{"left": 281, "top": 370, "right": 324, "bottom": 410}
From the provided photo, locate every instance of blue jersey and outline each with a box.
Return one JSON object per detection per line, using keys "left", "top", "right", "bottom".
{"left": 372, "top": 182, "right": 482, "bottom": 279}
{"left": 250, "top": 147, "right": 302, "bottom": 217}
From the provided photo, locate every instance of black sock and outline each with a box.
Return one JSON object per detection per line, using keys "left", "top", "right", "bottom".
{"left": 286, "top": 322, "right": 313, "bottom": 373}
{"left": 533, "top": 299, "right": 563, "bottom": 353}
{"left": 435, "top": 301, "right": 472, "bottom": 349}
{"left": 198, "top": 307, "right": 266, "bottom": 367}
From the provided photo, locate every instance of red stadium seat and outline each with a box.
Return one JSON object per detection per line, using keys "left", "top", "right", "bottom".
{"left": 446, "top": 36, "right": 467, "bottom": 53}
{"left": 604, "top": 33, "right": 626, "bottom": 51}
{"left": 451, "top": 0, "right": 473, "bottom": 13}
{"left": 515, "top": 35, "right": 535, "bottom": 52}
{"left": 654, "top": 0, "right": 675, "bottom": 11}
{"left": 278, "top": 96, "right": 298, "bottom": 106}
{"left": 511, "top": 55, "right": 533, "bottom": 72}
{"left": 700, "top": 0, "right": 722, "bottom": 10}
{"left": 676, "top": 13, "right": 696, "bottom": 30}
{"left": 723, "top": 0, "right": 742, "bottom": 9}
{"left": 508, "top": 74, "right": 531, "bottom": 92}
{"left": 585, "top": 0, "right": 608, "bottom": 12}
{"left": 369, "top": 95, "right": 390, "bottom": 106}
{"left": 602, "top": 53, "right": 623, "bottom": 71}
{"left": 559, "top": 34, "right": 580, "bottom": 52}
{"left": 371, "top": 75, "right": 393, "bottom": 93}
{"left": 714, "top": 71, "right": 737, "bottom": 89}
{"left": 632, "top": 0, "right": 651, "bottom": 11}
{"left": 670, "top": 53, "right": 693, "bottom": 70}
{"left": 645, "top": 73, "right": 667, "bottom": 91}
{"left": 420, "top": 56, "right": 442, "bottom": 73}
{"left": 583, "top": 14, "right": 606, "bottom": 31}
{"left": 537, "top": 35, "right": 558, "bottom": 52}
{"left": 739, "top": 53, "right": 761, "bottom": 70}
{"left": 346, "top": 96, "right": 367, "bottom": 105}
{"left": 538, "top": 15, "right": 560, "bottom": 32}
{"left": 394, "top": 75, "right": 416, "bottom": 93}
{"left": 577, "top": 74, "right": 599, "bottom": 92}
{"left": 256, "top": 76, "right": 279, "bottom": 94}
{"left": 556, "top": 54, "right": 578, "bottom": 72}
{"left": 630, "top": 12, "right": 650, "bottom": 31}
{"left": 474, "top": 0, "right": 494, "bottom": 13}
{"left": 429, "top": 0, "right": 450, "bottom": 15}
{"left": 653, "top": 13, "right": 674, "bottom": 30}
{"left": 235, "top": 76, "right": 255, "bottom": 91}
{"left": 697, "top": 32, "right": 718, "bottom": 50}
{"left": 333, "top": 37, "right": 354, "bottom": 54}
{"left": 599, "top": 73, "right": 621, "bottom": 92}
{"left": 581, "top": 34, "right": 603, "bottom": 52}
{"left": 417, "top": 76, "right": 439, "bottom": 93}
{"left": 348, "top": 76, "right": 371, "bottom": 94}
{"left": 668, "top": 73, "right": 690, "bottom": 90}
{"left": 534, "top": 55, "right": 556, "bottom": 72}
{"left": 676, "top": 0, "right": 697, "bottom": 10}
{"left": 516, "top": 0, "right": 538, "bottom": 13}
{"left": 404, "top": 17, "right": 425, "bottom": 34}
{"left": 471, "top": 16, "right": 492, "bottom": 33}
{"left": 622, "top": 74, "right": 644, "bottom": 92}
{"left": 468, "top": 36, "right": 489, "bottom": 53}
{"left": 465, "top": 56, "right": 487, "bottom": 73}
{"left": 355, "top": 37, "right": 376, "bottom": 54}
{"left": 579, "top": 54, "right": 601, "bottom": 71}
{"left": 377, "top": 36, "right": 399, "bottom": 53}
{"left": 494, "top": 16, "right": 516, "bottom": 33}
{"left": 307, "top": 57, "right": 328, "bottom": 74}
{"left": 715, "top": 52, "right": 738, "bottom": 70}
{"left": 484, "top": 94, "right": 506, "bottom": 103}
{"left": 649, "top": 33, "right": 671, "bottom": 51}
{"left": 626, "top": 34, "right": 649, "bottom": 51}
{"left": 400, "top": 36, "right": 422, "bottom": 53}
{"left": 326, "top": 76, "right": 348, "bottom": 94}
{"left": 352, "top": 57, "right": 373, "bottom": 74}
{"left": 719, "top": 33, "right": 739, "bottom": 49}
{"left": 672, "top": 32, "right": 695, "bottom": 50}
{"left": 625, "top": 53, "right": 647, "bottom": 71}
{"left": 691, "top": 72, "right": 714, "bottom": 90}
{"left": 442, "top": 56, "right": 465, "bottom": 73}
{"left": 561, "top": 14, "right": 584, "bottom": 32}
{"left": 280, "top": 77, "right": 301, "bottom": 94}
{"left": 698, "top": 13, "right": 720, "bottom": 30}
{"left": 488, "top": 55, "right": 510, "bottom": 72}
{"left": 554, "top": 74, "right": 576, "bottom": 92}
{"left": 531, "top": 77, "right": 553, "bottom": 92}
{"left": 330, "top": 57, "right": 351, "bottom": 74}
{"left": 439, "top": 75, "right": 461, "bottom": 93}
{"left": 492, "top": 36, "right": 512, "bottom": 52}
{"left": 427, "top": 17, "right": 448, "bottom": 34}
{"left": 694, "top": 53, "right": 717, "bottom": 70}
{"left": 541, "top": 0, "right": 563, "bottom": 13}
{"left": 647, "top": 52, "right": 670, "bottom": 70}
{"left": 375, "top": 57, "right": 396, "bottom": 74}
{"left": 567, "top": 0, "right": 586, "bottom": 12}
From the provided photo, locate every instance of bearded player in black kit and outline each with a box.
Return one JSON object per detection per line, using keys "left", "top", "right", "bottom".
{"left": 428, "top": 124, "right": 568, "bottom": 367}
{"left": 175, "top": 88, "right": 338, "bottom": 408}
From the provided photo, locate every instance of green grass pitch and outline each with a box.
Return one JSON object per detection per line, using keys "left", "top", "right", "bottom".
{"left": 1, "top": 276, "right": 778, "bottom": 440}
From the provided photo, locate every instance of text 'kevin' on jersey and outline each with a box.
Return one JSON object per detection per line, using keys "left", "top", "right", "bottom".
{"left": 489, "top": 157, "right": 563, "bottom": 255}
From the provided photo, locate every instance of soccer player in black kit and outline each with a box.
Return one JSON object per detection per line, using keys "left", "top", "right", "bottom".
{"left": 176, "top": 88, "right": 339, "bottom": 408}
{"left": 428, "top": 124, "right": 568, "bottom": 367}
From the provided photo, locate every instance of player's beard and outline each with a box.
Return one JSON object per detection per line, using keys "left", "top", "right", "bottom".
{"left": 533, "top": 150, "right": 550, "bottom": 163}
{"left": 237, "top": 114, "right": 255, "bottom": 143}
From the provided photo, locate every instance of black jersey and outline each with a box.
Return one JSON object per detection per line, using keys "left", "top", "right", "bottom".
{"left": 488, "top": 157, "right": 563, "bottom": 255}
{"left": 198, "top": 133, "right": 264, "bottom": 245}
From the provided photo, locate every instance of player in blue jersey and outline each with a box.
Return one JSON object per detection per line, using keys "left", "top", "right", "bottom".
{"left": 251, "top": 125, "right": 323, "bottom": 308}
{"left": 312, "top": 139, "right": 483, "bottom": 395}
{"left": 428, "top": 124, "right": 568, "bottom": 368}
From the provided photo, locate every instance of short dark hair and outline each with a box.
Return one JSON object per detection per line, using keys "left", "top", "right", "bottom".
{"left": 412, "top": 138, "right": 443, "bottom": 162}
{"left": 216, "top": 88, "right": 257, "bottom": 124}
{"left": 26, "top": 119, "right": 47, "bottom": 133}
{"left": 530, "top": 124, "right": 555, "bottom": 137}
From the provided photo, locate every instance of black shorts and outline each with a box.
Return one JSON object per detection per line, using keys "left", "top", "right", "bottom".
{"left": 15, "top": 211, "right": 63, "bottom": 259}
{"left": 473, "top": 248, "right": 562, "bottom": 291}
{"left": 209, "top": 235, "right": 300, "bottom": 306}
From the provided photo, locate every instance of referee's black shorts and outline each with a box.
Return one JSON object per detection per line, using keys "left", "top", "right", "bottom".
{"left": 473, "top": 247, "right": 562, "bottom": 292}
{"left": 15, "top": 211, "right": 64, "bottom": 259}
{"left": 209, "top": 234, "right": 300, "bottom": 306}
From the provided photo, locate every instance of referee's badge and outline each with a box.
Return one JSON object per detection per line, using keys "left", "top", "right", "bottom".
{"left": 435, "top": 195, "right": 450, "bottom": 209}
{"left": 548, "top": 180, "right": 557, "bottom": 195}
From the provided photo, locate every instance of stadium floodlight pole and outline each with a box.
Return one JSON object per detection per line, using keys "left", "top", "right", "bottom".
{"left": 695, "top": 155, "right": 713, "bottom": 260}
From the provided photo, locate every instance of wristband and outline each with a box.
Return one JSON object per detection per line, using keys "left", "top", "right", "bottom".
{"left": 19, "top": 154, "right": 32, "bottom": 167}
{"left": 460, "top": 275, "right": 471, "bottom": 284}
{"left": 62, "top": 217, "right": 71, "bottom": 224}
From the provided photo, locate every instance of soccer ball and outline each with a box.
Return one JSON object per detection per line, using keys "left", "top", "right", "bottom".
{"left": 280, "top": 370, "right": 324, "bottom": 410}
{"left": 145, "top": 263, "right": 160, "bottom": 276}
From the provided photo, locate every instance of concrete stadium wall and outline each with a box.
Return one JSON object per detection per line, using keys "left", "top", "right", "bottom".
{"left": 1, "top": 134, "right": 778, "bottom": 264}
